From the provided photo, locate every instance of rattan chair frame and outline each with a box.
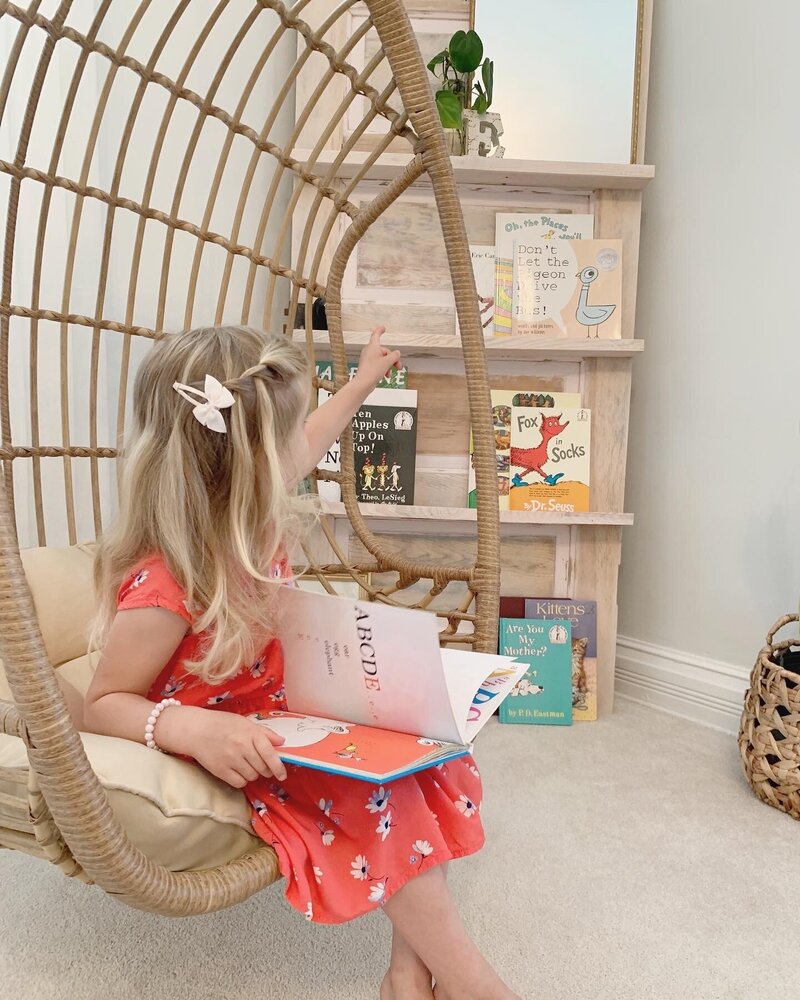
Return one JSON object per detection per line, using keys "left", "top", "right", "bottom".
{"left": 0, "top": 0, "right": 499, "bottom": 915}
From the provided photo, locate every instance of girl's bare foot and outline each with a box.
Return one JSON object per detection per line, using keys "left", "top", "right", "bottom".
{"left": 380, "top": 970, "right": 434, "bottom": 999}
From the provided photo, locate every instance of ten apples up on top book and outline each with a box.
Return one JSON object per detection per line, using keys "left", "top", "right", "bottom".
{"left": 249, "top": 585, "right": 527, "bottom": 784}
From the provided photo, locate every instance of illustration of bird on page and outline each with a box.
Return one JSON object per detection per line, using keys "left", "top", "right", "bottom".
{"left": 511, "top": 239, "right": 623, "bottom": 340}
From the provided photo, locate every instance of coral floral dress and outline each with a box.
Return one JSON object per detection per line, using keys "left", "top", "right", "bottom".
{"left": 118, "top": 554, "right": 485, "bottom": 924}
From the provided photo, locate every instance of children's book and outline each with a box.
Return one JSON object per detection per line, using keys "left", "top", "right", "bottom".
{"left": 455, "top": 245, "right": 496, "bottom": 337}
{"left": 467, "top": 390, "right": 581, "bottom": 509}
{"left": 498, "top": 618, "right": 573, "bottom": 726}
{"left": 493, "top": 213, "right": 594, "bottom": 337}
{"left": 509, "top": 406, "right": 591, "bottom": 513}
{"left": 524, "top": 598, "right": 598, "bottom": 721}
{"left": 513, "top": 238, "right": 622, "bottom": 340}
{"left": 353, "top": 388, "right": 418, "bottom": 504}
{"left": 248, "top": 586, "right": 527, "bottom": 782}
{"left": 314, "top": 362, "right": 408, "bottom": 501}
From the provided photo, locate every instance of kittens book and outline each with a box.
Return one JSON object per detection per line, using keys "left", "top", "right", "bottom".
{"left": 513, "top": 238, "right": 623, "bottom": 340}
{"left": 493, "top": 213, "right": 594, "bottom": 337}
{"left": 467, "top": 389, "right": 581, "bottom": 510}
{"left": 523, "top": 599, "right": 598, "bottom": 721}
{"left": 498, "top": 618, "right": 573, "bottom": 726}
{"left": 508, "top": 406, "right": 591, "bottom": 513}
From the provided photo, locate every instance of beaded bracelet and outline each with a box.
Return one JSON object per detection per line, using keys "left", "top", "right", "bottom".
{"left": 145, "top": 697, "right": 181, "bottom": 751}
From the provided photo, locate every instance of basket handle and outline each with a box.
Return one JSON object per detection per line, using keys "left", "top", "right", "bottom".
{"left": 766, "top": 612, "right": 799, "bottom": 649}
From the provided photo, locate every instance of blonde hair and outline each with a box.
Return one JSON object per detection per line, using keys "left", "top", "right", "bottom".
{"left": 91, "top": 325, "right": 311, "bottom": 683}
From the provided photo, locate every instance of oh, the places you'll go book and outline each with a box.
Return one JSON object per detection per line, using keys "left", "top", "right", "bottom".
{"left": 513, "top": 239, "right": 623, "bottom": 340}
{"left": 509, "top": 406, "right": 591, "bottom": 513}
{"left": 249, "top": 586, "right": 528, "bottom": 783}
{"left": 499, "top": 618, "right": 573, "bottom": 726}
{"left": 493, "top": 213, "right": 594, "bottom": 337}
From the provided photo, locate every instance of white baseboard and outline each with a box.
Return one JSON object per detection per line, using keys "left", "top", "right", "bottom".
{"left": 615, "top": 635, "right": 750, "bottom": 734}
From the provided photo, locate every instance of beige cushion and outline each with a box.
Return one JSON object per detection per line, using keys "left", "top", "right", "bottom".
{"left": 0, "top": 550, "right": 265, "bottom": 872}
{"left": 18, "top": 543, "right": 96, "bottom": 667}
{"left": 0, "top": 729, "right": 262, "bottom": 871}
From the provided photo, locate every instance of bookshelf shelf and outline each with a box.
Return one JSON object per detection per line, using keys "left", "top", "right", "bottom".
{"left": 317, "top": 500, "right": 634, "bottom": 528}
{"left": 293, "top": 330, "right": 644, "bottom": 362}
{"left": 293, "top": 149, "right": 655, "bottom": 192}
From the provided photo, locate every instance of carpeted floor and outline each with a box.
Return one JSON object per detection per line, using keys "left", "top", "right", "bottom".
{"left": 0, "top": 698, "right": 795, "bottom": 1000}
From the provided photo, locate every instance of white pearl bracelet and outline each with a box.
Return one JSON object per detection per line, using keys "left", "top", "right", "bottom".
{"left": 145, "top": 697, "right": 181, "bottom": 751}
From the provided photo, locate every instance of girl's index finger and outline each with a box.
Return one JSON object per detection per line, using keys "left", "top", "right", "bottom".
{"left": 370, "top": 325, "right": 387, "bottom": 344}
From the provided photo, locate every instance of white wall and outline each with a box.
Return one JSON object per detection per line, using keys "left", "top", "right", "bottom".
{"left": 618, "top": 0, "right": 800, "bottom": 726}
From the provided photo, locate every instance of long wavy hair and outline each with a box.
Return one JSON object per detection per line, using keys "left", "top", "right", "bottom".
{"left": 91, "top": 325, "right": 312, "bottom": 683}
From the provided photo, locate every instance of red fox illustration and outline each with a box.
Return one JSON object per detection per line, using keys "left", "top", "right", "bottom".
{"left": 510, "top": 413, "right": 570, "bottom": 482}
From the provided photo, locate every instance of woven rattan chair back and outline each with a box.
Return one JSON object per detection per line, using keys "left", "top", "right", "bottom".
{"left": 0, "top": 1, "right": 498, "bottom": 914}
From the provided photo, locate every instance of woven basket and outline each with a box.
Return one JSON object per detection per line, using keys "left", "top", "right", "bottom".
{"left": 739, "top": 614, "right": 800, "bottom": 820}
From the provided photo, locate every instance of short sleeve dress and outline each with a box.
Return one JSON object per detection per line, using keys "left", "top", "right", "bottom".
{"left": 118, "top": 554, "right": 485, "bottom": 924}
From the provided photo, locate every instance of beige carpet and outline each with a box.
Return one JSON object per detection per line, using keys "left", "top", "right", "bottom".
{"left": 0, "top": 698, "right": 796, "bottom": 1000}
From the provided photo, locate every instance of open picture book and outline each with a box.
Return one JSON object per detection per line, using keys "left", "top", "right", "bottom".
{"left": 249, "top": 585, "right": 527, "bottom": 783}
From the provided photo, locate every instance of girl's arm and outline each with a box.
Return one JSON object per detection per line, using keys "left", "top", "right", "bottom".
{"left": 302, "top": 326, "right": 401, "bottom": 472}
{"left": 84, "top": 607, "right": 287, "bottom": 786}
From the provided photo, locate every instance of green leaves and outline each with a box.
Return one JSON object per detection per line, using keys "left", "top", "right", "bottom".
{"left": 481, "top": 58, "right": 494, "bottom": 108}
{"left": 435, "top": 89, "right": 463, "bottom": 129}
{"left": 430, "top": 31, "right": 493, "bottom": 130}
{"left": 426, "top": 49, "right": 447, "bottom": 73}
{"left": 448, "top": 30, "right": 484, "bottom": 74}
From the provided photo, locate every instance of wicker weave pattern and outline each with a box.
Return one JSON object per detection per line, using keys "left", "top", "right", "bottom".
{"left": 739, "top": 614, "right": 800, "bottom": 821}
{"left": 0, "top": 1, "right": 499, "bottom": 913}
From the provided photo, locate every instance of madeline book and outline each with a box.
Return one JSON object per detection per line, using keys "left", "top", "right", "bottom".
{"left": 493, "top": 213, "right": 594, "bottom": 337}
{"left": 508, "top": 406, "right": 591, "bottom": 513}
{"left": 513, "top": 238, "right": 623, "bottom": 340}
{"left": 314, "top": 362, "right": 408, "bottom": 502}
{"left": 467, "top": 389, "right": 581, "bottom": 510}
{"left": 249, "top": 586, "right": 528, "bottom": 783}
{"left": 353, "top": 388, "right": 418, "bottom": 505}
{"left": 498, "top": 618, "right": 573, "bottom": 726}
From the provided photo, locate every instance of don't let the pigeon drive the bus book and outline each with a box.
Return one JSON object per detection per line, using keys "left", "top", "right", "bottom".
{"left": 250, "top": 586, "right": 527, "bottom": 784}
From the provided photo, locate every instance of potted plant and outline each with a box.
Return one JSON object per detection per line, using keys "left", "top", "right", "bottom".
{"left": 427, "top": 30, "right": 499, "bottom": 156}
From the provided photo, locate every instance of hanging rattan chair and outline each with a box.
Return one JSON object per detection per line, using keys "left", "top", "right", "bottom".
{"left": 0, "top": 0, "right": 498, "bottom": 915}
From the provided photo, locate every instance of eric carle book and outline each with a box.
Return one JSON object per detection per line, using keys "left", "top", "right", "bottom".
{"left": 509, "top": 406, "right": 591, "bottom": 513}
{"left": 249, "top": 586, "right": 527, "bottom": 783}
{"left": 499, "top": 619, "right": 573, "bottom": 726}
{"left": 493, "top": 213, "right": 594, "bottom": 337}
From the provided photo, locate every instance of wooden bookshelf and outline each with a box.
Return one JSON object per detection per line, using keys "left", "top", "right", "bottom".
{"left": 293, "top": 144, "right": 654, "bottom": 715}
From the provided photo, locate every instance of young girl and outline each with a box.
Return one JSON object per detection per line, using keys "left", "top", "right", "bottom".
{"left": 84, "top": 325, "right": 520, "bottom": 1000}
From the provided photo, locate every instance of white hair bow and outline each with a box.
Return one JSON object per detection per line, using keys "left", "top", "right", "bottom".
{"left": 172, "top": 375, "right": 235, "bottom": 434}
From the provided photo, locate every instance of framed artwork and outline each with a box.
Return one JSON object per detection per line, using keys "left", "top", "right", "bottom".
{"left": 338, "top": 182, "right": 590, "bottom": 338}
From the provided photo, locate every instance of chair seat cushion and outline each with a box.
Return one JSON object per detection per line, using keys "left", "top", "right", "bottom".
{"left": 0, "top": 728, "right": 263, "bottom": 871}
